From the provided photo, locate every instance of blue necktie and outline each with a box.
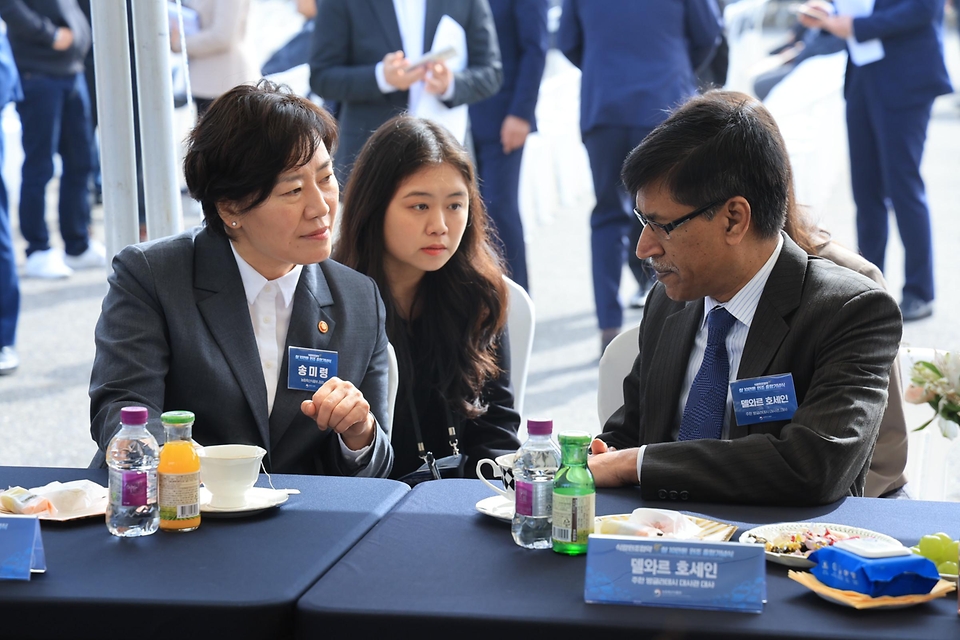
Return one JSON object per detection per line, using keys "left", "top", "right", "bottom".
{"left": 677, "top": 307, "right": 737, "bottom": 441}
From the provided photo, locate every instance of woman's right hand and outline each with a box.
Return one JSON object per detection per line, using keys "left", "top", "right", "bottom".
{"left": 301, "top": 377, "right": 376, "bottom": 451}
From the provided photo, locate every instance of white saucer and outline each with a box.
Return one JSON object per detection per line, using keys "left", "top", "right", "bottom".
{"left": 475, "top": 495, "right": 513, "bottom": 523}
{"left": 199, "top": 487, "right": 289, "bottom": 518}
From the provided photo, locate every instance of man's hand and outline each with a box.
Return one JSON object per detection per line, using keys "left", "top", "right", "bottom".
{"left": 383, "top": 51, "right": 426, "bottom": 90}
{"left": 500, "top": 115, "right": 531, "bottom": 155}
{"left": 797, "top": 1, "right": 832, "bottom": 28}
{"left": 587, "top": 447, "right": 640, "bottom": 488}
{"left": 170, "top": 23, "right": 181, "bottom": 52}
{"left": 52, "top": 27, "right": 74, "bottom": 51}
{"left": 818, "top": 14, "right": 854, "bottom": 39}
{"left": 424, "top": 61, "right": 452, "bottom": 96}
{"left": 301, "top": 377, "right": 376, "bottom": 451}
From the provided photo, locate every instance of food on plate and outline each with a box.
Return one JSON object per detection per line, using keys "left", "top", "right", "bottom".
{"left": 749, "top": 526, "right": 857, "bottom": 556}
{"left": 0, "top": 486, "right": 56, "bottom": 515}
{"left": 910, "top": 531, "right": 960, "bottom": 575}
{"left": 596, "top": 508, "right": 703, "bottom": 539}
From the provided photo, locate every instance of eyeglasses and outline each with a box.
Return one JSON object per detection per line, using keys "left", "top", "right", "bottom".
{"left": 633, "top": 199, "right": 726, "bottom": 239}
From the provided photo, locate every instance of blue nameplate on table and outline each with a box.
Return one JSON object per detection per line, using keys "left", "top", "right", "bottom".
{"left": 730, "top": 373, "right": 798, "bottom": 425}
{"left": 0, "top": 516, "right": 46, "bottom": 580}
{"left": 287, "top": 347, "right": 338, "bottom": 392}
{"left": 584, "top": 535, "right": 765, "bottom": 613}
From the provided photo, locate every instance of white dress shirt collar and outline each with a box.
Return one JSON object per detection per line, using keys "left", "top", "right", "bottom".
{"left": 230, "top": 243, "right": 303, "bottom": 308}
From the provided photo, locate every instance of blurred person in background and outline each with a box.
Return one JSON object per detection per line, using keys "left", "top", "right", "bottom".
{"left": 171, "top": 0, "right": 258, "bottom": 118}
{"left": 799, "top": 0, "right": 953, "bottom": 321}
{"left": 0, "top": 24, "right": 21, "bottom": 374}
{"left": 558, "top": 0, "right": 723, "bottom": 353}
{"left": 0, "top": 0, "right": 103, "bottom": 279}
{"left": 335, "top": 115, "right": 521, "bottom": 482}
{"left": 468, "top": 0, "right": 548, "bottom": 293}
{"left": 309, "top": 0, "right": 503, "bottom": 181}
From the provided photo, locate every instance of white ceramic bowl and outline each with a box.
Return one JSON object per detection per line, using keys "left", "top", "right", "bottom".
{"left": 198, "top": 444, "right": 266, "bottom": 509}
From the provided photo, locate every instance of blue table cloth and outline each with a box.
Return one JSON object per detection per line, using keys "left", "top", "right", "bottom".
{"left": 297, "top": 479, "right": 959, "bottom": 640}
{"left": 0, "top": 466, "right": 408, "bottom": 639}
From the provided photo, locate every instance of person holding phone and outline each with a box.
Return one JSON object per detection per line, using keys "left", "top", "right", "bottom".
{"left": 798, "top": 0, "right": 952, "bottom": 321}
{"left": 309, "top": 0, "right": 503, "bottom": 181}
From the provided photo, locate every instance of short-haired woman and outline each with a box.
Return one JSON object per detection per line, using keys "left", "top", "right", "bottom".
{"left": 89, "top": 81, "right": 393, "bottom": 476}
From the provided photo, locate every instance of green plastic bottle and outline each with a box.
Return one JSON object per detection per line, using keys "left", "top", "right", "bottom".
{"left": 552, "top": 431, "right": 595, "bottom": 555}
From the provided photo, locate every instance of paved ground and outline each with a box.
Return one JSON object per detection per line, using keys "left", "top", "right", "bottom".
{"left": 1, "top": 3, "right": 958, "bottom": 467}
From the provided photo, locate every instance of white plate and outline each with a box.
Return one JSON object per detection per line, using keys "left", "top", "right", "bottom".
{"left": 740, "top": 522, "right": 902, "bottom": 568}
{"left": 199, "top": 487, "right": 289, "bottom": 518}
{"left": 475, "top": 495, "right": 513, "bottom": 523}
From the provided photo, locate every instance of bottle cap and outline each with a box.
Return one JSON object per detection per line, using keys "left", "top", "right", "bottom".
{"left": 161, "top": 410, "right": 195, "bottom": 426}
{"left": 120, "top": 406, "right": 149, "bottom": 425}
{"left": 558, "top": 430, "right": 592, "bottom": 446}
{"left": 526, "top": 419, "right": 553, "bottom": 436}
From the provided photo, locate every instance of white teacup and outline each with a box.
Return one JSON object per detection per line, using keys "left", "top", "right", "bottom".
{"left": 198, "top": 444, "right": 266, "bottom": 509}
{"left": 476, "top": 453, "right": 517, "bottom": 500}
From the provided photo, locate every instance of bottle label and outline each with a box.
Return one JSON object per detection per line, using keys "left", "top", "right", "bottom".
{"left": 110, "top": 469, "right": 156, "bottom": 507}
{"left": 159, "top": 472, "right": 200, "bottom": 521}
{"left": 552, "top": 493, "right": 595, "bottom": 544}
{"left": 515, "top": 479, "right": 552, "bottom": 517}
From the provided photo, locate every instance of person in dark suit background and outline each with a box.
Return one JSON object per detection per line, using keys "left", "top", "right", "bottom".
{"left": 89, "top": 82, "right": 393, "bottom": 477}
{"left": 589, "top": 92, "right": 902, "bottom": 506}
{"left": 0, "top": 25, "right": 21, "bottom": 374}
{"left": 468, "top": 0, "right": 548, "bottom": 293}
{"left": 799, "top": 0, "right": 953, "bottom": 321}
{"left": 309, "top": 0, "right": 502, "bottom": 180}
{"left": 558, "top": 0, "right": 723, "bottom": 352}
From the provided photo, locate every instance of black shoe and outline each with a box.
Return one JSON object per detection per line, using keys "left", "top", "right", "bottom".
{"left": 900, "top": 295, "right": 933, "bottom": 322}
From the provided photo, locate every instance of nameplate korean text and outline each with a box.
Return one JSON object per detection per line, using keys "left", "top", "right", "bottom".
{"left": 287, "top": 347, "right": 339, "bottom": 392}
{"left": 730, "top": 373, "right": 798, "bottom": 425}
{"left": 584, "top": 535, "right": 765, "bottom": 613}
{"left": 0, "top": 516, "right": 46, "bottom": 581}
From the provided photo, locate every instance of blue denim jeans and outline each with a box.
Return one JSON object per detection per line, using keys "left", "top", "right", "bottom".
{"left": 0, "top": 131, "right": 18, "bottom": 347}
{"left": 16, "top": 71, "right": 93, "bottom": 257}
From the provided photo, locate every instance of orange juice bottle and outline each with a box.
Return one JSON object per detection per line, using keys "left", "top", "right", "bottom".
{"left": 158, "top": 411, "right": 201, "bottom": 532}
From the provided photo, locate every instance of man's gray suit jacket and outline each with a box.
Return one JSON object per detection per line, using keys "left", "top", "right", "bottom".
{"left": 599, "top": 235, "right": 902, "bottom": 506}
{"left": 309, "top": 0, "right": 503, "bottom": 173}
{"left": 89, "top": 227, "right": 393, "bottom": 477}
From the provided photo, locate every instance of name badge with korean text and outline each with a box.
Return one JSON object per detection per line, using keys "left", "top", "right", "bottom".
{"left": 730, "top": 373, "right": 798, "bottom": 426}
{"left": 287, "top": 347, "right": 338, "bottom": 392}
{"left": 584, "top": 535, "right": 765, "bottom": 613}
{"left": 0, "top": 516, "right": 46, "bottom": 580}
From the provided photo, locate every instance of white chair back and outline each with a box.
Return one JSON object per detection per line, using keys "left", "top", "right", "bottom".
{"left": 900, "top": 347, "right": 960, "bottom": 501}
{"left": 385, "top": 342, "right": 399, "bottom": 442}
{"left": 597, "top": 325, "right": 641, "bottom": 426}
{"left": 504, "top": 276, "right": 535, "bottom": 417}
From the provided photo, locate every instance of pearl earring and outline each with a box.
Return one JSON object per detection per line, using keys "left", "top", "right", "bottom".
{"left": 231, "top": 221, "right": 238, "bottom": 227}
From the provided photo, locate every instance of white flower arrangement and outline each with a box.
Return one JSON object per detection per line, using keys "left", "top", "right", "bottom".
{"left": 904, "top": 351, "right": 960, "bottom": 440}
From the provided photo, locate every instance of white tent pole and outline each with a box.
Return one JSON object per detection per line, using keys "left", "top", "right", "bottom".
{"left": 130, "top": 0, "right": 183, "bottom": 240}
{"left": 90, "top": 0, "right": 138, "bottom": 267}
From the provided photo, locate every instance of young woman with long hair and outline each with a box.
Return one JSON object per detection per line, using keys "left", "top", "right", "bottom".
{"left": 335, "top": 115, "right": 521, "bottom": 481}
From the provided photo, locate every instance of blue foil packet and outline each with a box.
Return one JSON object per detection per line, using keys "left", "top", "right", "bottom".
{"left": 809, "top": 546, "right": 940, "bottom": 597}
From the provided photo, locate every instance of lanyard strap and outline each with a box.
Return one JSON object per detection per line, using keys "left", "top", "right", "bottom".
{"left": 405, "top": 382, "right": 461, "bottom": 481}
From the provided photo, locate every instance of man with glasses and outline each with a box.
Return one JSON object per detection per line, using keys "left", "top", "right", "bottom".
{"left": 589, "top": 91, "right": 902, "bottom": 506}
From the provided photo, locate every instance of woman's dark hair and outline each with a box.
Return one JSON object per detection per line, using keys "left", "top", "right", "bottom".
{"left": 183, "top": 79, "right": 338, "bottom": 236}
{"left": 334, "top": 116, "right": 507, "bottom": 418}
{"left": 783, "top": 184, "right": 831, "bottom": 256}
{"left": 621, "top": 90, "right": 790, "bottom": 239}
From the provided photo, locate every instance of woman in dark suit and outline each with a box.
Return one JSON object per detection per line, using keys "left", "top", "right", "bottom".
{"left": 89, "top": 81, "right": 392, "bottom": 477}
{"left": 335, "top": 115, "right": 520, "bottom": 482}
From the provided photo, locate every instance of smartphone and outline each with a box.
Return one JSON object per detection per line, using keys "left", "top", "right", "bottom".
{"left": 796, "top": 5, "right": 830, "bottom": 21}
{"left": 406, "top": 46, "right": 457, "bottom": 69}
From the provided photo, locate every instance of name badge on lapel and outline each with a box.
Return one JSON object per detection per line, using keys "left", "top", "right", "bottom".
{"left": 287, "top": 346, "right": 338, "bottom": 392}
{"left": 730, "top": 373, "right": 798, "bottom": 426}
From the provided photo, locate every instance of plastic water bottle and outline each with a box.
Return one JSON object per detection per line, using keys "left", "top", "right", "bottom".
{"left": 511, "top": 419, "right": 562, "bottom": 549}
{"left": 106, "top": 406, "right": 160, "bottom": 537}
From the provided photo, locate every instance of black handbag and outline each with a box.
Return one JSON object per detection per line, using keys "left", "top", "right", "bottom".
{"left": 397, "top": 387, "right": 463, "bottom": 487}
